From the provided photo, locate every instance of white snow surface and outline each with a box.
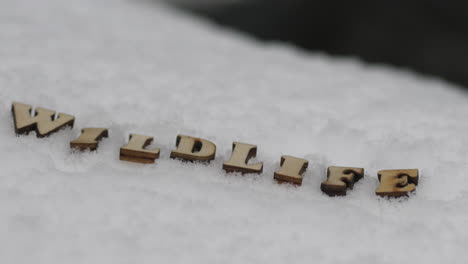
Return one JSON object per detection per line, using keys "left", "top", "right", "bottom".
{"left": 1, "top": 0, "right": 468, "bottom": 263}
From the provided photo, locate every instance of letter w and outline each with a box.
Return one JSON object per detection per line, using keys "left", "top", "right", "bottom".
{"left": 12, "top": 102, "right": 75, "bottom": 137}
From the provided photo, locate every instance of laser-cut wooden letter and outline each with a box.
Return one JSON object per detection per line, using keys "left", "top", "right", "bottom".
{"left": 274, "top": 155, "right": 308, "bottom": 185}
{"left": 321, "top": 166, "right": 364, "bottom": 196}
{"left": 223, "top": 142, "right": 263, "bottom": 174}
{"left": 11, "top": 102, "right": 75, "bottom": 137}
{"left": 170, "top": 135, "right": 216, "bottom": 162}
{"left": 70, "top": 128, "right": 108, "bottom": 151}
{"left": 375, "top": 169, "right": 419, "bottom": 197}
{"left": 120, "top": 134, "right": 160, "bottom": 164}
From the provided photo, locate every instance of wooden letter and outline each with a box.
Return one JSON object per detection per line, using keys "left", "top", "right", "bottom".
{"left": 120, "top": 134, "right": 160, "bottom": 164}
{"left": 11, "top": 102, "right": 74, "bottom": 137}
{"left": 70, "top": 128, "right": 108, "bottom": 151}
{"left": 170, "top": 135, "right": 216, "bottom": 162}
{"left": 274, "top": 155, "right": 308, "bottom": 185}
{"left": 321, "top": 166, "right": 364, "bottom": 196}
{"left": 223, "top": 142, "right": 263, "bottom": 174}
{"left": 375, "top": 169, "right": 419, "bottom": 197}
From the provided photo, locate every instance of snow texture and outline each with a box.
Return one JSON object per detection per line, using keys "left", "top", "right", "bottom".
{"left": 1, "top": 0, "right": 468, "bottom": 263}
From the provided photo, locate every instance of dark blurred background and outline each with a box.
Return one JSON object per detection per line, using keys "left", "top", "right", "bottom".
{"left": 171, "top": 0, "right": 468, "bottom": 87}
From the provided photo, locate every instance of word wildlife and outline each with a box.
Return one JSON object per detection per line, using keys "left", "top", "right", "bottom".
{"left": 11, "top": 102, "right": 419, "bottom": 198}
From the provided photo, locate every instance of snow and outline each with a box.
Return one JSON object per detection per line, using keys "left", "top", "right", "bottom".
{"left": 1, "top": 0, "right": 468, "bottom": 263}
